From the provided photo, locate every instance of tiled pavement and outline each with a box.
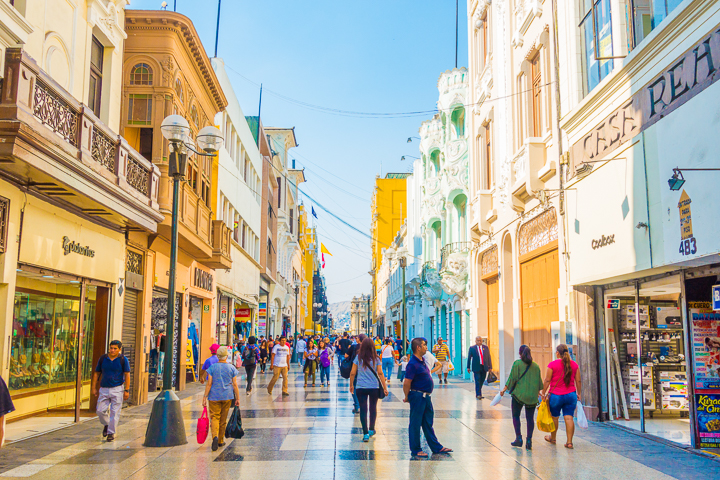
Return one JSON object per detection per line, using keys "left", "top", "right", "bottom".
{"left": 0, "top": 363, "right": 717, "bottom": 479}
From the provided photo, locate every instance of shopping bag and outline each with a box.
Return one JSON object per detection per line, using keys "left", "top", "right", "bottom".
{"left": 224, "top": 406, "right": 245, "bottom": 439}
{"left": 536, "top": 400, "right": 556, "bottom": 433}
{"left": 576, "top": 401, "right": 589, "bottom": 429}
{"left": 447, "top": 360, "right": 455, "bottom": 372}
{"left": 490, "top": 392, "right": 502, "bottom": 407}
{"left": 486, "top": 371, "right": 498, "bottom": 384}
{"left": 196, "top": 406, "right": 209, "bottom": 444}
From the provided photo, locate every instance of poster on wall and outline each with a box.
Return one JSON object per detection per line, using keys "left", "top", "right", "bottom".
{"left": 692, "top": 313, "right": 720, "bottom": 390}
{"left": 695, "top": 394, "right": 720, "bottom": 448}
{"left": 257, "top": 302, "right": 267, "bottom": 337}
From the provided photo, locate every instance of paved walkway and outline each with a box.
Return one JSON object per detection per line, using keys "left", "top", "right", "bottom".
{"left": 0, "top": 363, "right": 717, "bottom": 479}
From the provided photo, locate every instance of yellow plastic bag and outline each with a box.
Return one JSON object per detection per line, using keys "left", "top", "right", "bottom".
{"left": 447, "top": 361, "right": 455, "bottom": 372}
{"left": 537, "top": 400, "right": 556, "bottom": 433}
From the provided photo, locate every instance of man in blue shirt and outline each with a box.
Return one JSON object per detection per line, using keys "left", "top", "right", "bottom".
{"left": 93, "top": 340, "right": 130, "bottom": 442}
{"left": 403, "top": 338, "right": 453, "bottom": 458}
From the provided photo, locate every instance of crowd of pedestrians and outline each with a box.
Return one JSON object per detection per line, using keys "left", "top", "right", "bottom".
{"left": 89, "top": 328, "right": 585, "bottom": 460}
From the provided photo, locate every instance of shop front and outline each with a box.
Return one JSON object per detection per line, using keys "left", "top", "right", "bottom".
{"left": 5, "top": 199, "right": 124, "bottom": 421}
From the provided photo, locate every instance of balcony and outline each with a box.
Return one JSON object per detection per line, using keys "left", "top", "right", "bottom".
{"left": 440, "top": 242, "right": 472, "bottom": 272}
{"left": 418, "top": 261, "right": 443, "bottom": 301}
{"left": 156, "top": 178, "right": 212, "bottom": 261}
{"left": 0, "top": 48, "right": 162, "bottom": 231}
{"left": 439, "top": 242, "right": 471, "bottom": 297}
{"left": 207, "top": 220, "right": 232, "bottom": 269}
{"left": 511, "top": 139, "right": 548, "bottom": 210}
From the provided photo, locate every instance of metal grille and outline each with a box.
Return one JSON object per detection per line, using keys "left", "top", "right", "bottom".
{"left": 91, "top": 128, "right": 116, "bottom": 171}
{"left": 122, "top": 289, "right": 138, "bottom": 403}
{"left": 0, "top": 196, "right": 8, "bottom": 253}
{"left": 481, "top": 245, "right": 498, "bottom": 276}
{"left": 518, "top": 208, "right": 558, "bottom": 256}
{"left": 33, "top": 81, "right": 79, "bottom": 147}
{"left": 126, "top": 250, "right": 143, "bottom": 275}
{"left": 126, "top": 157, "right": 149, "bottom": 195}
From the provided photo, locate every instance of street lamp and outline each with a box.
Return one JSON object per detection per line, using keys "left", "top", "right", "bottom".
{"left": 407, "top": 136, "right": 420, "bottom": 143}
{"left": 395, "top": 246, "right": 409, "bottom": 356}
{"left": 401, "top": 155, "right": 419, "bottom": 161}
{"left": 145, "top": 115, "right": 223, "bottom": 448}
{"left": 292, "top": 280, "right": 309, "bottom": 363}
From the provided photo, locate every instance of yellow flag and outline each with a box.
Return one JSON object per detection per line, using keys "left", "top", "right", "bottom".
{"left": 321, "top": 243, "right": 332, "bottom": 256}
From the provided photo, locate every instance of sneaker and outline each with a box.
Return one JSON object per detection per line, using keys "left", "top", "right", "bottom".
{"left": 363, "top": 434, "right": 370, "bottom": 442}
{"left": 106, "top": 434, "right": 115, "bottom": 442}
{"left": 369, "top": 430, "right": 376, "bottom": 437}
{"left": 282, "top": 392, "right": 290, "bottom": 396}
{"left": 212, "top": 436, "right": 219, "bottom": 451}
{"left": 246, "top": 391, "right": 251, "bottom": 396}
{"left": 526, "top": 438, "right": 532, "bottom": 450}
{"left": 102, "top": 425, "right": 108, "bottom": 437}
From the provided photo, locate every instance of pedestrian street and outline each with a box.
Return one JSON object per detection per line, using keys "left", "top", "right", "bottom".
{"left": 0, "top": 364, "right": 716, "bottom": 480}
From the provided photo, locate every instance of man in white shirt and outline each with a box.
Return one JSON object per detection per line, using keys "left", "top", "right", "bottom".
{"left": 423, "top": 350, "right": 441, "bottom": 376}
{"left": 296, "top": 336, "right": 307, "bottom": 366}
{"left": 268, "top": 336, "right": 291, "bottom": 396}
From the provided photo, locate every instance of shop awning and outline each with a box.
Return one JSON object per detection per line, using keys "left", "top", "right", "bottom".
{"left": 218, "top": 288, "right": 258, "bottom": 307}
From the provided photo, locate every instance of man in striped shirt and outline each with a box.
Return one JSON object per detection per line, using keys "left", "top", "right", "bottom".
{"left": 432, "top": 338, "right": 451, "bottom": 384}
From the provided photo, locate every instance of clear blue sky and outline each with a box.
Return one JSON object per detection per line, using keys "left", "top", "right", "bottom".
{"left": 128, "top": 0, "right": 469, "bottom": 304}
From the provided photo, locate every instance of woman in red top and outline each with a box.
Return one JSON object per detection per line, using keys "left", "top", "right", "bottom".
{"left": 541, "top": 344, "right": 582, "bottom": 449}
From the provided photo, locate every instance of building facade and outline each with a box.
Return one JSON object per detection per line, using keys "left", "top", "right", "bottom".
{"left": 350, "top": 295, "right": 370, "bottom": 336}
{"left": 0, "top": 0, "right": 164, "bottom": 417}
{"left": 122, "top": 9, "right": 228, "bottom": 393}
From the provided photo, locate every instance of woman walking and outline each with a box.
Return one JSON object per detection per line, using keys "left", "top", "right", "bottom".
{"left": 541, "top": 344, "right": 582, "bottom": 449}
{"left": 259, "top": 340, "right": 269, "bottom": 374}
{"left": 304, "top": 340, "right": 319, "bottom": 387}
{"left": 349, "top": 337, "right": 388, "bottom": 442}
{"left": 500, "top": 345, "right": 543, "bottom": 450}
{"left": 241, "top": 336, "right": 260, "bottom": 394}
{"left": 202, "top": 346, "right": 240, "bottom": 451}
{"left": 318, "top": 340, "right": 332, "bottom": 387}
{"left": 380, "top": 339, "right": 396, "bottom": 385}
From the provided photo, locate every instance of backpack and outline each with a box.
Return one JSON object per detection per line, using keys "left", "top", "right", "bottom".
{"left": 340, "top": 346, "right": 355, "bottom": 379}
{"left": 241, "top": 345, "right": 257, "bottom": 366}
{"left": 320, "top": 349, "right": 331, "bottom": 368}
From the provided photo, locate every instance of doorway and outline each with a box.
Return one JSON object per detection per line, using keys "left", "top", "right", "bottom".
{"left": 520, "top": 249, "right": 559, "bottom": 370}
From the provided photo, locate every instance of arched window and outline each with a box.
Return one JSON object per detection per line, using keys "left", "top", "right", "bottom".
{"left": 453, "top": 194, "right": 468, "bottom": 242}
{"left": 190, "top": 104, "right": 199, "bottom": 127}
{"left": 430, "top": 220, "right": 442, "bottom": 261}
{"left": 130, "top": 63, "right": 153, "bottom": 85}
{"left": 174, "top": 78, "right": 183, "bottom": 102}
{"left": 451, "top": 106, "right": 465, "bottom": 138}
{"left": 429, "top": 150, "right": 441, "bottom": 176}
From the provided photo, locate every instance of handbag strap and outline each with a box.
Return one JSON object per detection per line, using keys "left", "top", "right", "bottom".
{"left": 508, "top": 363, "right": 531, "bottom": 394}
{"left": 366, "top": 358, "right": 383, "bottom": 386}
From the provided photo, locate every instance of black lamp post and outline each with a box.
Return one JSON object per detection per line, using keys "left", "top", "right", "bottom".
{"left": 144, "top": 115, "right": 223, "bottom": 447}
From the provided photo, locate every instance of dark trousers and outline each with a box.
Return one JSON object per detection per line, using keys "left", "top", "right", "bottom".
{"left": 356, "top": 388, "right": 379, "bottom": 434}
{"left": 408, "top": 391, "right": 443, "bottom": 455}
{"left": 511, "top": 397, "right": 536, "bottom": 439}
{"left": 352, "top": 376, "right": 359, "bottom": 409}
{"left": 473, "top": 367, "right": 487, "bottom": 397}
{"left": 245, "top": 364, "right": 256, "bottom": 392}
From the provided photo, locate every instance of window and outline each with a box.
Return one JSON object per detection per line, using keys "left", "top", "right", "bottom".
{"left": 128, "top": 94, "right": 153, "bottom": 125}
{"left": 580, "top": 0, "right": 614, "bottom": 93}
{"left": 290, "top": 209, "right": 294, "bottom": 234}
{"left": 451, "top": 107, "right": 465, "bottom": 138}
{"left": 516, "top": 73, "right": 526, "bottom": 147}
{"left": 139, "top": 128, "right": 153, "bottom": 159}
{"left": 190, "top": 105, "right": 199, "bottom": 127}
{"left": 626, "top": 0, "right": 684, "bottom": 47}
{"left": 476, "top": 11, "right": 489, "bottom": 70}
{"left": 484, "top": 121, "right": 493, "bottom": 190}
{"left": 174, "top": 78, "right": 183, "bottom": 102}
{"left": 277, "top": 177, "right": 282, "bottom": 208}
{"left": 88, "top": 36, "right": 104, "bottom": 117}
{"left": 130, "top": 63, "right": 153, "bottom": 85}
{"left": 530, "top": 52, "right": 544, "bottom": 137}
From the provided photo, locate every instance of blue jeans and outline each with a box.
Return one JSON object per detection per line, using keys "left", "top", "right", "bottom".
{"left": 319, "top": 365, "right": 330, "bottom": 384}
{"left": 382, "top": 358, "right": 394, "bottom": 380}
{"left": 549, "top": 391, "right": 578, "bottom": 417}
{"left": 408, "top": 391, "right": 443, "bottom": 455}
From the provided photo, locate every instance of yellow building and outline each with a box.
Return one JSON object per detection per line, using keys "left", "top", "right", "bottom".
{"left": 370, "top": 173, "right": 410, "bottom": 334}
{"left": 298, "top": 205, "right": 317, "bottom": 333}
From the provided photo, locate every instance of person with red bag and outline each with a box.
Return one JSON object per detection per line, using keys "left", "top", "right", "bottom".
{"left": 202, "top": 346, "right": 240, "bottom": 451}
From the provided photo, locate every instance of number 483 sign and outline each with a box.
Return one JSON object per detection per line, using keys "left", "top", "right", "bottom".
{"left": 678, "top": 190, "right": 697, "bottom": 256}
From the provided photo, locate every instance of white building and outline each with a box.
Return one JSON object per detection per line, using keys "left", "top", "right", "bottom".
{"left": 211, "top": 58, "right": 262, "bottom": 343}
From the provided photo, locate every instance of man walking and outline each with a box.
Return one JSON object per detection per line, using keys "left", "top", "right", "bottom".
{"left": 467, "top": 336, "right": 493, "bottom": 399}
{"left": 296, "top": 335, "right": 307, "bottom": 367}
{"left": 93, "top": 340, "right": 130, "bottom": 442}
{"left": 338, "top": 333, "right": 351, "bottom": 369}
{"left": 268, "top": 336, "right": 291, "bottom": 396}
{"left": 403, "top": 338, "right": 452, "bottom": 458}
{"left": 432, "top": 338, "right": 451, "bottom": 384}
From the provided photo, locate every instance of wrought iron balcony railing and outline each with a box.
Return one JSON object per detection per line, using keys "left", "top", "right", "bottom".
{"left": 440, "top": 242, "right": 472, "bottom": 272}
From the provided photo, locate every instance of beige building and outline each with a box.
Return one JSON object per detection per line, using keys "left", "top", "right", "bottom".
{"left": 0, "top": 0, "right": 162, "bottom": 419}
{"left": 350, "top": 295, "right": 370, "bottom": 336}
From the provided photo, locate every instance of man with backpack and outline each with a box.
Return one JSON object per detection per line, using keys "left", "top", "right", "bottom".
{"left": 92, "top": 340, "right": 130, "bottom": 442}
{"left": 236, "top": 336, "right": 260, "bottom": 395}
{"left": 343, "top": 334, "right": 365, "bottom": 414}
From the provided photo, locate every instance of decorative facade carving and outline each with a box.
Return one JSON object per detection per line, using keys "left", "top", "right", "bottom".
{"left": 126, "top": 156, "right": 150, "bottom": 195}
{"left": 33, "top": 81, "right": 79, "bottom": 147}
{"left": 518, "top": 207, "right": 558, "bottom": 256}
{"left": 481, "top": 245, "right": 498, "bottom": 276}
{"left": 440, "top": 251, "right": 469, "bottom": 297}
{"left": 91, "top": 128, "right": 117, "bottom": 172}
{"left": 126, "top": 250, "right": 143, "bottom": 275}
{"left": 419, "top": 262, "right": 443, "bottom": 301}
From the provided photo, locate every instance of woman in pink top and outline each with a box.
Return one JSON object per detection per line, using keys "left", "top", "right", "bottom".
{"left": 541, "top": 344, "right": 582, "bottom": 449}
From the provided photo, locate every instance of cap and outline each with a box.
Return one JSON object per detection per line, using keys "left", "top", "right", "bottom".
{"left": 217, "top": 346, "right": 229, "bottom": 359}
{"left": 210, "top": 343, "right": 220, "bottom": 354}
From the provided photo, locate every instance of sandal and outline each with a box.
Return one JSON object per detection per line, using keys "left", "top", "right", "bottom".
{"left": 544, "top": 435, "right": 556, "bottom": 444}
{"left": 564, "top": 443, "right": 574, "bottom": 449}
{"left": 438, "top": 447, "right": 453, "bottom": 453}
{"left": 413, "top": 452, "right": 429, "bottom": 458}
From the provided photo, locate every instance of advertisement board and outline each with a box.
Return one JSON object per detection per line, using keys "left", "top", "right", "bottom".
{"left": 696, "top": 394, "right": 720, "bottom": 448}
{"left": 692, "top": 313, "right": 720, "bottom": 390}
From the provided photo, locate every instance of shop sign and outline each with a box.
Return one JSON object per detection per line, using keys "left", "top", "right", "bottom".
{"left": 591, "top": 234, "right": 615, "bottom": 250}
{"left": 235, "top": 308, "right": 251, "bottom": 319}
{"left": 221, "top": 305, "right": 227, "bottom": 320}
{"left": 193, "top": 268, "right": 213, "bottom": 291}
{"left": 677, "top": 190, "right": 698, "bottom": 257}
{"left": 258, "top": 302, "right": 267, "bottom": 337}
{"left": 62, "top": 236, "right": 95, "bottom": 257}
{"left": 570, "top": 22, "right": 720, "bottom": 170}
{"left": 692, "top": 312, "right": 720, "bottom": 390}
{"left": 203, "top": 304, "right": 209, "bottom": 313}
{"left": 713, "top": 285, "right": 720, "bottom": 311}
{"left": 696, "top": 394, "right": 720, "bottom": 448}
{"left": 607, "top": 299, "right": 620, "bottom": 310}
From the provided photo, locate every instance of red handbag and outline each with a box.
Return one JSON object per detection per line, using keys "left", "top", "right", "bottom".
{"left": 197, "top": 405, "right": 209, "bottom": 444}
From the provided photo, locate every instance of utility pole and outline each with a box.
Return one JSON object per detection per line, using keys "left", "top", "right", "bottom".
{"left": 455, "top": 0, "right": 459, "bottom": 69}
{"left": 214, "top": 0, "right": 222, "bottom": 58}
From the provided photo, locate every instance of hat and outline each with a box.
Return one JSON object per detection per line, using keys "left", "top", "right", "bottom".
{"left": 210, "top": 343, "right": 220, "bottom": 354}
{"left": 217, "top": 346, "right": 229, "bottom": 359}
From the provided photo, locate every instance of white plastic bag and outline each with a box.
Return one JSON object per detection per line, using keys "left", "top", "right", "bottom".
{"left": 576, "top": 401, "right": 589, "bottom": 429}
{"left": 490, "top": 392, "right": 502, "bottom": 407}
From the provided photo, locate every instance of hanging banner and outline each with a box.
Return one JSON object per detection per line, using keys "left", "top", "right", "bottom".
{"left": 257, "top": 302, "right": 267, "bottom": 337}
{"left": 696, "top": 393, "right": 720, "bottom": 448}
{"left": 692, "top": 312, "right": 720, "bottom": 390}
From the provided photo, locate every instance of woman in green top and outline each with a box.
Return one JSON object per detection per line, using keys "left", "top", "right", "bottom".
{"left": 500, "top": 345, "right": 543, "bottom": 450}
